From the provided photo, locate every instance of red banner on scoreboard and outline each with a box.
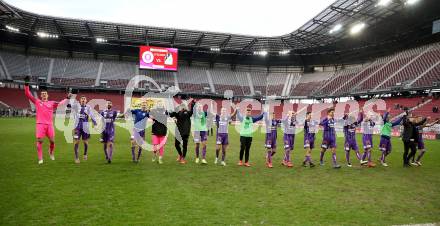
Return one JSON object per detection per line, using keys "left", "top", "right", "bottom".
{"left": 139, "top": 46, "right": 178, "bottom": 71}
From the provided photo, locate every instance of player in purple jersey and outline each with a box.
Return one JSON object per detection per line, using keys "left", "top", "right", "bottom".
{"left": 411, "top": 117, "right": 439, "bottom": 166}
{"left": 126, "top": 101, "right": 150, "bottom": 163}
{"left": 303, "top": 112, "right": 318, "bottom": 167}
{"left": 264, "top": 112, "right": 281, "bottom": 168}
{"left": 281, "top": 111, "right": 296, "bottom": 168}
{"left": 71, "top": 96, "right": 96, "bottom": 163}
{"left": 342, "top": 111, "right": 366, "bottom": 167}
{"left": 360, "top": 112, "right": 376, "bottom": 167}
{"left": 319, "top": 109, "right": 341, "bottom": 169}
{"left": 100, "top": 100, "right": 118, "bottom": 164}
{"left": 214, "top": 107, "right": 237, "bottom": 166}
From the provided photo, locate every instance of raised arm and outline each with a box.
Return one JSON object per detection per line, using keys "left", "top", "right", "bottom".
{"left": 320, "top": 117, "right": 328, "bottom": 126}
{"left": 391, "top": 115, "right": 404, "bottom": 127}
{"left": 252, "top": 113, "right": 264, "bottom": 122}
{"left": 263, "top": 112, "right": 269, "bottom": 124}
{"left": 190, "top": 100, "right": 196, "bottom": 116}
{"left": 53, "top": 98, "right": 69, "bottom": 108}
{"left": 413, "top": 117, "right": 428, "bottom": 127}
{"left": 356, "top": 112, "right": 364, "bottom": 125}
{"left": 236, "top": 110, "right": 244, "bottom": 122}
{"left": 231, "top": 107, "right": 238, "bottom": 118}
{"left": 382, "top": 111, "right": 390, "bottom": 123}
{"left": 24, "top": 85, "right": 37, "bottom": 104}
{"left": 424, "top": 119, "right": 440, "bottom": 127}
{"left": 52, "top": 91, "right": 71, "bottom": 108}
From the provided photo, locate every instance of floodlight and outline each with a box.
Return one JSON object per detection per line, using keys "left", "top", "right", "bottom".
{"left": 253, "top": 51, "right": 268, "bottom": 56}
{"left": 37, "top": 32, "right": 59, "bottom": 39}
{"left": 329, "top": 24, "right": 343, "bottom": 34}
{"left": 96, "top": 37, "right": 108, "bottom": 43}
{"left": 405, "top": 0, "right": 420, "bottom": 5}
{"left": 279, "top": 50, "right": 290, "bottom": 55}
{"left": 377, "top": 0, "right": 392, "bottom": 7}
{"left": 5, "top": 25, "right": 19, "bottom": 32}
{"left": 350, "top": 23, "right": 366, "bottom": 35}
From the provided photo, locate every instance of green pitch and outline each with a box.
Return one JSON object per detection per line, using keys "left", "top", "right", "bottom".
{"left": 0, "top": 118, "right": 439, "bottom": 225}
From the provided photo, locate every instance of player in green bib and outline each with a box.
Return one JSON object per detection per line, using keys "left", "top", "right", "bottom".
{"left": 378, "top": 109, "right": 405, "bottom": 167}
{"left": 192, "top": 103, "right": 213, "bottom": 164}
{"left": 236, "top": 107, "right": 264, "bottom": 167}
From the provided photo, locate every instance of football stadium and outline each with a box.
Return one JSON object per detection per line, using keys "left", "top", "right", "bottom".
{"left": 1, "top": 0, "right": 440, "bottom": 225}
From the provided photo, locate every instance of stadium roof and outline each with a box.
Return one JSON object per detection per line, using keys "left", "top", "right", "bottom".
{"left": 0, "top": 0, "right": 439, "bottom": 66}
{"left": 2, "top": 0, "right": 337, "bottom": 37}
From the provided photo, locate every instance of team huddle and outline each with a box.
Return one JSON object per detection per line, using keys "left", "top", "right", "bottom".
{"left": 24, "top": 83, "right": 437, "bottom": 168}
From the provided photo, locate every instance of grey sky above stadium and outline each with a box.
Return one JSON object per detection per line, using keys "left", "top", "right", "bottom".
{"left": 5, "top": 0, "right": 336, "bottom": 36}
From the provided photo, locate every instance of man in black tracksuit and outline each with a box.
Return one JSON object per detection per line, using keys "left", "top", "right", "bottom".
{"left": 169, "top": 101, "right": 194, "bottom": 163}
{"left": 401, "top": 113, "right": 428, "bottom": 167}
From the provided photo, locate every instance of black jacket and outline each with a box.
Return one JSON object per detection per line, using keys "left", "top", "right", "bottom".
{"left": 401, "top": 116, "right": 427, "bottom": 142}
{"left": 150, "top": 108, "right": 168, "bottom": 136}
{"left": 169, "top": 109, "right": 193, "bottom": 136}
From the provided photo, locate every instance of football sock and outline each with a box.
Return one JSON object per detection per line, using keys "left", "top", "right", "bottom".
{"left": 36, "top": 141, "right": 43, "bottom": 160}
{"left": 381, "top": 152, "right": 386, "bottom": 162}
{"left": 131, "top": 146, "right": 136, "bottom": 161}
{"left": 74, "top": 143, "right": 79, "bottom": 159}
{"left": 320, "top": 150, "right": 326, "bottom": 162}
{"left": 345, "top": 150, "right": 350, "bottom": 164}
{"left": 84, "top": 143, "right": 88, "bottom": 156}
{"left": 137, "top": 147, "right": 142, "bottom": 160}
{"left": 416, "top": 150, "right": 425, "bottom": 162}
{"left": 49, "top": 142, "right": 55, "bottom": 155}
{"left": 108, "top": 144, "right": 113, "bottom": 160}
{"left": 304, "top": 155, "right": 309, "bottom": 163}
{"left": 195, "top": 144, "right": 200, "bottom": 158}
{"left": 202, "top": 146, "right": 206, "bottom": 159}
{"left": 103, "top": 143, "right": 108, "bottom": 160}
{"left": 362, "top": 151, "right": 367, "bottom": 161}
{"left": 215, "top": 147, "right": 220, "bottom": 158}
{"left": 355, "top": 151, "right": 361, "bottom": 160}
{"left": 332, "top": 152, "right": 337, "bottom": 166}
{"left": 284, "top": 149, "right": 291, "bottom": 162}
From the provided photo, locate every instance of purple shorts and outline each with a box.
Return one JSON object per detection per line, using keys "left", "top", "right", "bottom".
{"left": 321, "top": 136, "right": 336, "bottom": 149}
{"left": 74, "top": 128, "right": 90, "bottom": 140}
{"left": 284, "top": 134, "right": 294, "bottom": 150}
{"left": 417, "top": 140, "right": 425, "bottom": 150}
{"left": 345, "top": 139, "right": 359, "bottom": 151}
{"left": 362, "top": 134, "right": 373, "bottom": 150}
{"left": 194, "top": 131, "right": 208, "bottom": 143}
{"left": 216, "top": 133, "right": 229, "bottom": 145}
{"left": 265, "top": 132, "right": 277, "bottom": 149}
{"left": 304, "top": 133, "right": 315, "bottom": 149}
{"left": 102, "top": 132, "right": 115, "bottom": 143}
{"left": 379, "top": 136, "right": 391, "bottom": 153}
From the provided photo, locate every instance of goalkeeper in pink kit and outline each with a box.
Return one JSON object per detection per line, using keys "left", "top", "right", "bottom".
{"left": 24, "top": 77, "right": 70, "bottom": 164}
